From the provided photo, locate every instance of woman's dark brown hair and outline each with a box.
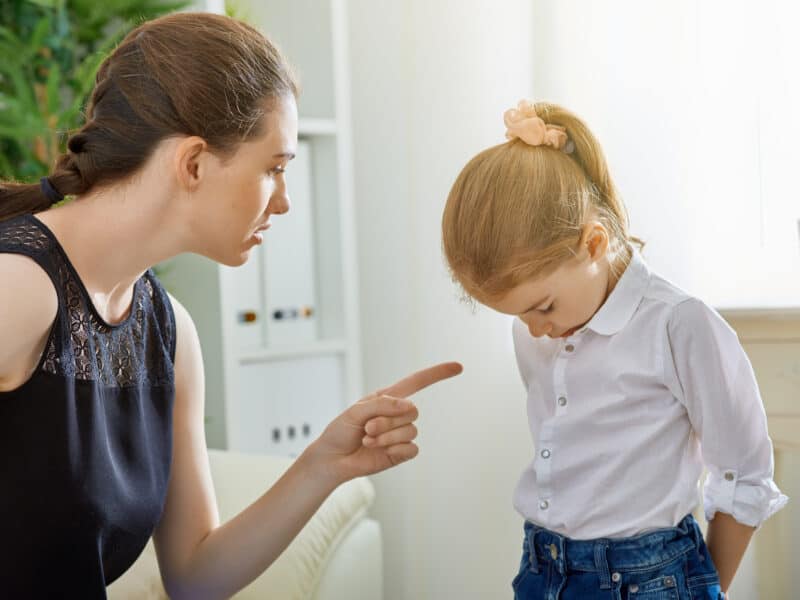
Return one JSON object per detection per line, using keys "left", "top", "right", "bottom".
{"left": 0, "top": 12, "right": 298, "bottom": 221}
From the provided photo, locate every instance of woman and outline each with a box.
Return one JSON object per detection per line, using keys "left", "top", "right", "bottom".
{"left": 0, "top": 12, "right": 461, "bottom": 598}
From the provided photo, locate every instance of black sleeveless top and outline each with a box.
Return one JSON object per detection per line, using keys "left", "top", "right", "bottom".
{"left": 0, "top": 215, "right": 176, "bottom": 597}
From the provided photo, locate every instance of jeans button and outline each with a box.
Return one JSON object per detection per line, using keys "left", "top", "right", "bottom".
{"left": 549, "top": 543, "right": 558, "bottom": 559}
{"left": 629, "top": 584, "right": 639, "bottom": 593}
{"left": 664, "top": 576, "right": 676, "bottom": 587}
{"left": 611, "top": 572, "right": 621, "bottom": 583}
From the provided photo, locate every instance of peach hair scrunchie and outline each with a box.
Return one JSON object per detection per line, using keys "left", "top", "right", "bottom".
{"left": 504, "top": 100, "right": 575, "bottom": 153}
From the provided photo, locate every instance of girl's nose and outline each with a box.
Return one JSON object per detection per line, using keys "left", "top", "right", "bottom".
{"left": 527, "top": 319, "right": 552, "bottom": 338}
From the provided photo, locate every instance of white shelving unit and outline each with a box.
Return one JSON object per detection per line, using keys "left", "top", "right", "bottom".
{"left": 161, "top": 0, "right": 362, "bottom": 456}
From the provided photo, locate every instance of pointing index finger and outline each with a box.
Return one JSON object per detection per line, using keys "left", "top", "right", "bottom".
{"left": 377, "top": 362, "right": 463, "bottom": 399}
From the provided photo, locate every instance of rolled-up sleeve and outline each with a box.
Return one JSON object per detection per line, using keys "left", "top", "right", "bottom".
{"left": 665, "top": 298, "right": 788, "bottom": 528}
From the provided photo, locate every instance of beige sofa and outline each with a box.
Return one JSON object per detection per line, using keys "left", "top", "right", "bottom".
{"left": 108, "top": 449, "right": 383, "bottom": 599}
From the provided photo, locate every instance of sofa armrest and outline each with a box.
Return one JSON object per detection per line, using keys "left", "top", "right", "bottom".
{"left": 108, "top": 449, "right": 379, "bottom": 600}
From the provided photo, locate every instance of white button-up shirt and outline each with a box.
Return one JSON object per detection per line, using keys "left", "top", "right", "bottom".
{"left": 512, "top": 250, "right": 788, "bottom": 540}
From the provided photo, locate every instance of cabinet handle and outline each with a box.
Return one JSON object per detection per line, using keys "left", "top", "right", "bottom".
{"left": 272, "top": 306, "right": 315, "bottom": 321}
{"left": 237, "top": 311, "right": 258, "bottom": 323}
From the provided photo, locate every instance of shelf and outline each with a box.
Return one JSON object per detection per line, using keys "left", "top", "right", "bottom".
{"left": 298, "top": 118, "right": 338, "bottom": 136}
{"left": 238, "top": 339, "right": 349, "bottom": 364}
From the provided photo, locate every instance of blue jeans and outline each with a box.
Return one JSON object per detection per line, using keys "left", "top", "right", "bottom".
{"left": 512, "top": 514, "right": 725, "bottom": 599}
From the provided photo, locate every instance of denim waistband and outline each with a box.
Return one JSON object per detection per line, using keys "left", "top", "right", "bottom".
{"left": 522, "top": 514, "right": 701, "bottom": 589}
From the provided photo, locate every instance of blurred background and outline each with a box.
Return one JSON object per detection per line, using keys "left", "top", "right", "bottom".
{"left": 2, "top": 0, "right": 798, "bottom": 598}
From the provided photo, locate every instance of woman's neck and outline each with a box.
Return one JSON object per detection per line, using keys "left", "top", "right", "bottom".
{"left": 34, "top": 185, "right": 185, "bottom": 323}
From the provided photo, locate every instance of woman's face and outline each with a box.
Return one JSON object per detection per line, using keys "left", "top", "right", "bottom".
{"left": 187, "top": 94, "right": 298, "bottom": 266}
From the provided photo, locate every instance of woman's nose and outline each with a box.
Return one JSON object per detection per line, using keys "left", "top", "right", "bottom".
{"left": 268, "top": 187, "right": 290, "bottom": 215}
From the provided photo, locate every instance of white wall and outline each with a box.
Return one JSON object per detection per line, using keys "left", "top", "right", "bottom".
{"left": 347, "top": 2, "right": 797, "bottom": 598}
{"left": 348, "top": 1, "right": 536, "bottom": 598}
{"left": 531, "top": 0, "right": 800, "bottom": 311}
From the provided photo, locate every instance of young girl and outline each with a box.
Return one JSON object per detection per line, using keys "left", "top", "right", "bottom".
{"left": 0, "top": 12, "right": 461, "bottom": 597}
{"left": 442, "top": 100, "right": 787, "bottom": 599}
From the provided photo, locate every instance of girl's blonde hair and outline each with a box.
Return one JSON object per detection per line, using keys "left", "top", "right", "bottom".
{"left": 442, "top": 101, "right": 642, "bottom": 303}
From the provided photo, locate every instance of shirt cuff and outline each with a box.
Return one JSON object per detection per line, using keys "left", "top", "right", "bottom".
{"left": 703, "top": 469, "right": 789, "bottom": 528}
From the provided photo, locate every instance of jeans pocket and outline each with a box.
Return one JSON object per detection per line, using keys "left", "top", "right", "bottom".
{"left": 626, "top": 573, "right": 681, "bottom": 599}
{"left": 511, "top": 554, "right": 547, "bottom": 598}
{"left": 686, "top": 574, "right": 724, "bottom": 600}
{"left": 511, "top": 567, "right": 530, "bottom": 592}
{"left": 511, "top": 547, "right": 531, "bottom": 592}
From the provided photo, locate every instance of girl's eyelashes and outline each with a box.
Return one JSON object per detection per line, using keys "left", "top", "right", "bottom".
{"left": 267, "top": 165, "right": 286, "bottom": 176}
{"left": 539, "top": 303, "right": 554, "bottom": 314}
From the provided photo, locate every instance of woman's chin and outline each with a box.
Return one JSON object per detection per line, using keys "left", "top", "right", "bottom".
{"left": 208, "top": 247, "right": 253, "bottom": 268}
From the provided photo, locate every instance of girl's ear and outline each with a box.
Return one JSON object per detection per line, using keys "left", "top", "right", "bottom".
{"left": 580, "top": 221, "right": 610, "bottom": 262}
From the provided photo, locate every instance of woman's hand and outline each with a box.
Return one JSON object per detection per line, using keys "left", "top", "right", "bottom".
{"left": 304, "top": 362, "right": 463, "bottom": 486}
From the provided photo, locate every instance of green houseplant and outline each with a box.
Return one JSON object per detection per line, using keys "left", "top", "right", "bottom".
{"left": 0, "top": 0, "right": 189, "bottom": 184}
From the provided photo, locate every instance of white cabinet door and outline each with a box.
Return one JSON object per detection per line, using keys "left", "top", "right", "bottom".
{"left": 263, "top": 139, "right": 319, "bottom": 345}
{"left": 233, "top": 355, "right": 344, "bottom": 457}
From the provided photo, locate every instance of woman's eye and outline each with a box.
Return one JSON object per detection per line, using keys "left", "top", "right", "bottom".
{"left": 539, "top": 304, "right": 554, "bottom": 314}
{"left": 268, "top": 166, "right": 286, "bottom": 176}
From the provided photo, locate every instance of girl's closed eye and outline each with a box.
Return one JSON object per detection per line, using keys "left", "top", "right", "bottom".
{"left": 267, "top": 165, "right": 286, "bottom": 176}
{"left": 539, "top": 303, "right": 554, "bottom": 314}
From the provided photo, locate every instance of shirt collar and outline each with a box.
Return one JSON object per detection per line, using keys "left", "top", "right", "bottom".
{"left": 582, "top": 248, "right": 650, "bottom": 336}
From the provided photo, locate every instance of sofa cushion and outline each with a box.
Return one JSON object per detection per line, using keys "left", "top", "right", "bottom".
{"left": 207, "top": 449, "right": 376, "bottom": 599}
{"left": 108, "top": 449, "right": 376, "bottom": 599}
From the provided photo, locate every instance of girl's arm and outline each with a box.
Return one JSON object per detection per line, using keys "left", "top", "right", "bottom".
{"left": 153, "top": 294, "right": 461, "bottom": 599}
{"left": 705, "top": 511, "right": 755, "bottom": 593}
{"left": 665, "top": 298, "right": 787, "bottom": 594}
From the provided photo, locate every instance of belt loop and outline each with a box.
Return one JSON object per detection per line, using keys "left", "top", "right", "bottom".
{"left": 682, "top": 513, "right": 692, "bottom": 534}
{"left": 689, "top": 516, "right": 706, "bottom": 561}
{"left": 594, "top": 541, "right": 611, "bottom": 590}
{"left": 527, "top": 527, "right": 540, "bottom": 574}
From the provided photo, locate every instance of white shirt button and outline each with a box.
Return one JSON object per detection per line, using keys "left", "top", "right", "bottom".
{"left": 539, "top": 500, "right": 549, "bottom": 510}
{"left": 557, "top": 396, "right": 567, "bottom": 407}
{"left": 724, "top": 471, "right": 735, "bottom": 481}
{"left": 541, "top": 449, "right": 551, "bottom": 459}
{"left": 565, "top": 344, "right": 575, "bottom": 352}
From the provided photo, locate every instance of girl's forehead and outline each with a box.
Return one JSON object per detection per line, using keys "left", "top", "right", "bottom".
{"left": 492, "top": 276, "right": 552, "bottom": 315}
{"left": 492, "top": 262, "right": 581, "bottom": 314}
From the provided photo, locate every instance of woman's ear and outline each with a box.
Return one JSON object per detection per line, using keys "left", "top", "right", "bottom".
{"left": 580, "top": 221, "right": 610, "bottom": 261}
{"left": 173, "top": 136, "right": 209, "bottom": 192}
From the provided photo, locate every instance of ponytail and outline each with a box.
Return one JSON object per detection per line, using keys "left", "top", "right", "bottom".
{"left": 443, "top": 100, "right": 643, "bottom": 302}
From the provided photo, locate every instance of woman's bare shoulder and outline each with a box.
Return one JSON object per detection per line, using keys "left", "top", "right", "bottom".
{"left": 0, "top": 253, "right": 58, "bottom": 386}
